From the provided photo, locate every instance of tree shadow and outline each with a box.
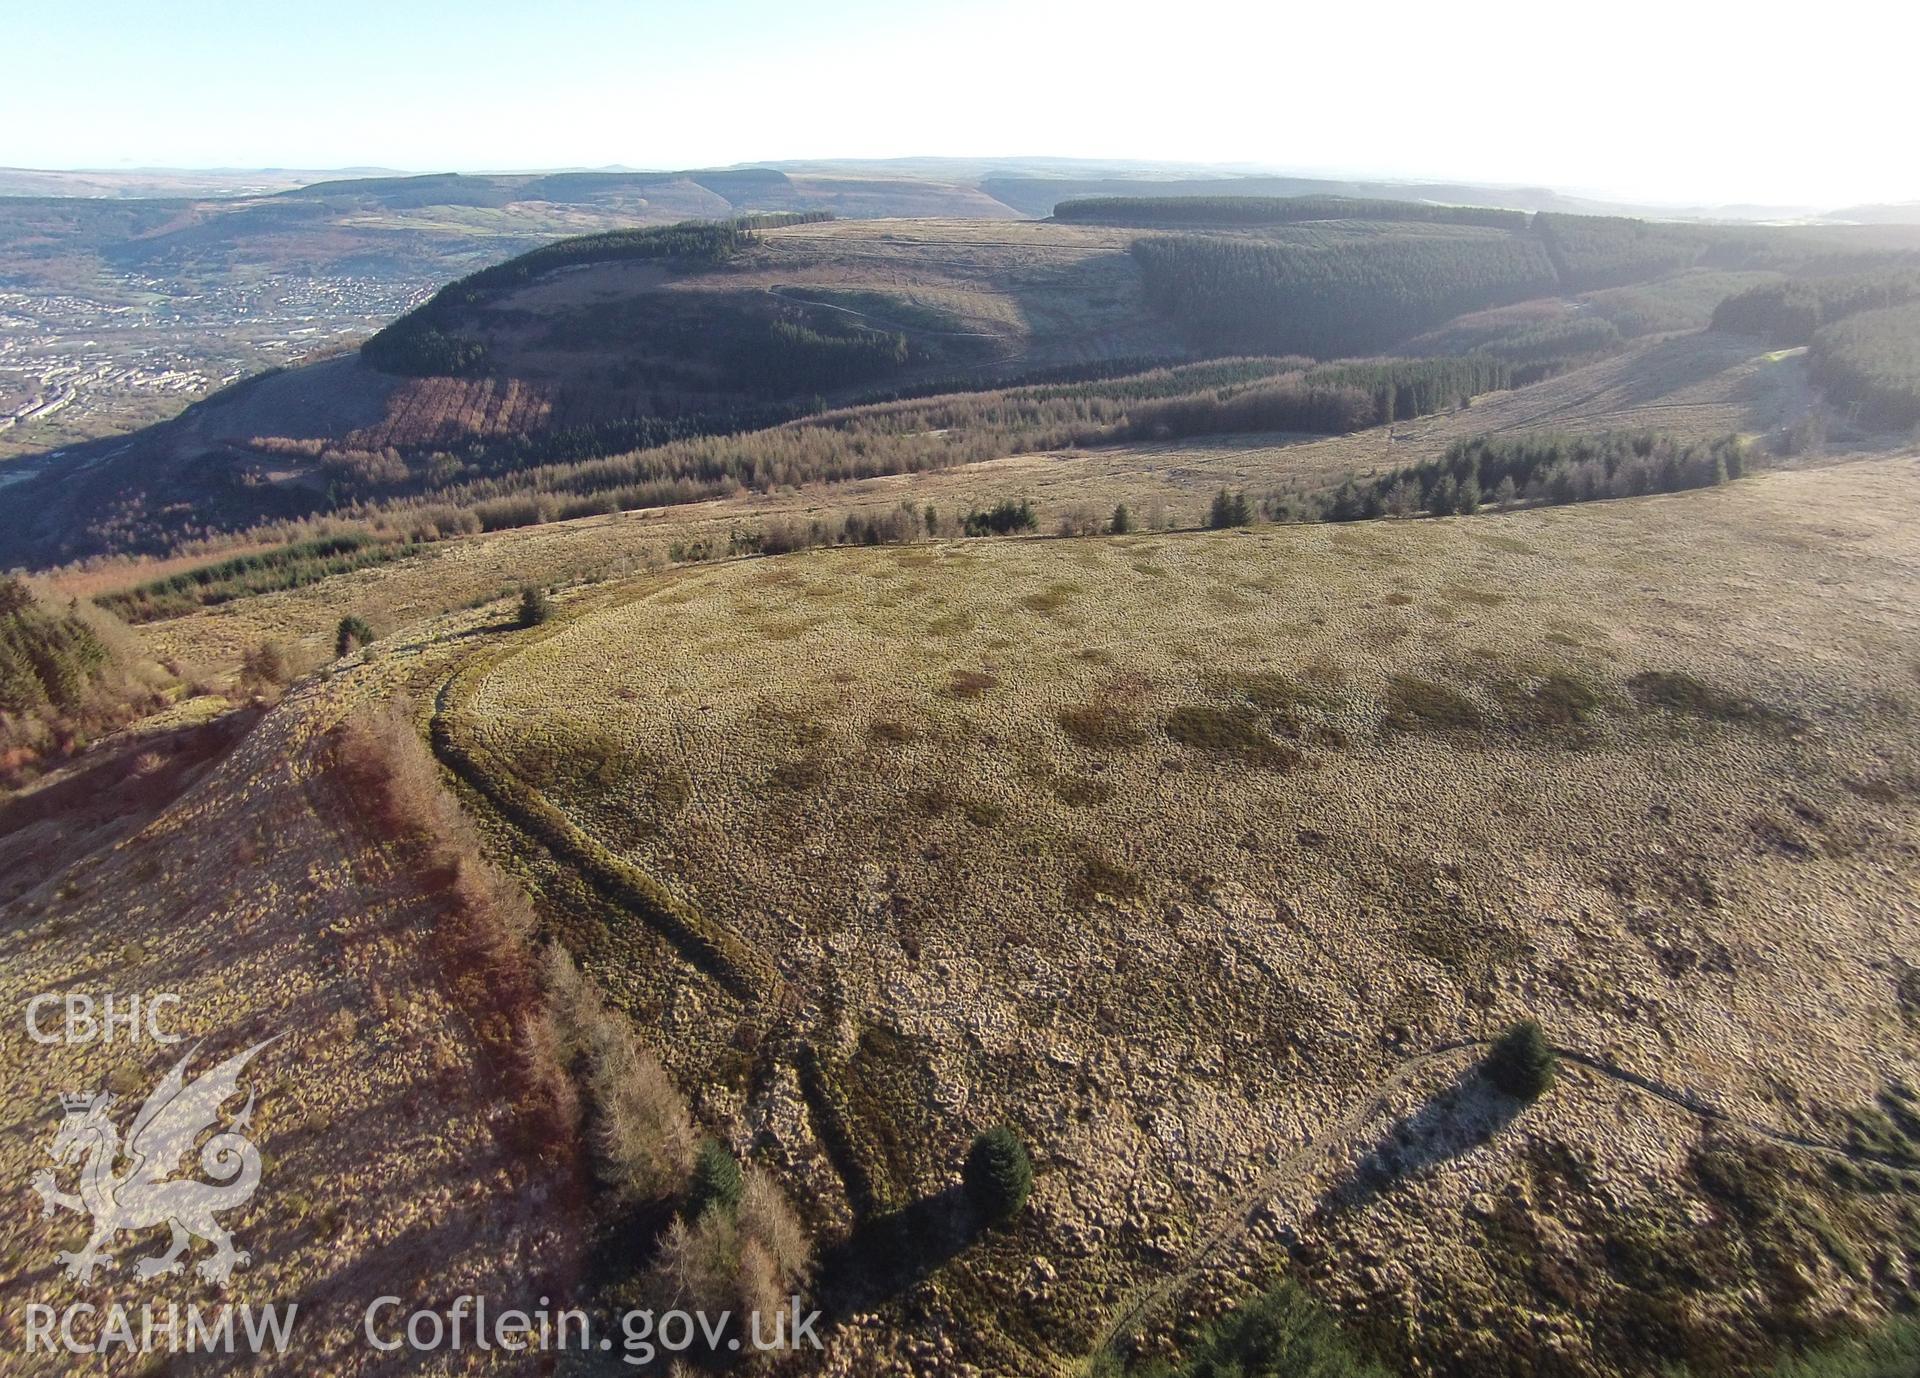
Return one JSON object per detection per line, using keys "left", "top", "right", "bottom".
{"left": 579, "top": 1195, "right": 682, "bottom": 1295}
{"left": 1318, "top": 1063, "right": 1523, "bottom": 1217}
{"left": 812, "top": 1183, "right": 982, "bottom": 1320}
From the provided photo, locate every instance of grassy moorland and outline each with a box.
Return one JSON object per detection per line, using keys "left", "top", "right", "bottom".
{"left": 426, "top": 454, "right": 1920, "bottom": 1375}
{"left": 57, "top": 327, "right": 1804, "bottom": 678}
{"left": 7, "top": 447, "right": 1918, "bottom": 1376}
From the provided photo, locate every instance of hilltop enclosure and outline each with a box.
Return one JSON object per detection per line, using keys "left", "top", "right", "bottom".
{"left": 430, "top": 457, "right": 1920, "bottom": 1374}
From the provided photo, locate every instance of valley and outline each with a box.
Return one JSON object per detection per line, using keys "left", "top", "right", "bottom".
{"left": 0, "top": 167, "right": 1022, "bottom": 461}
{"left": 10, "top": 198, "right": 1916, "bottom": 570}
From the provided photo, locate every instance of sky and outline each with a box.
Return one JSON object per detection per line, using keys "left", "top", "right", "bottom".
{"left": 3, "top": 0, "right": 1912, "bottom": 209}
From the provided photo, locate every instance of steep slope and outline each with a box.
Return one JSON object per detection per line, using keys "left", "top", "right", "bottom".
{"left": 0, "top": 216, "right": 1179, "bottom": 564}
{"left": 0, "top": 167, "right": 1022, "bottom": 464}
{"left": 0, "top": 641, "right": 588, "bottom": 1373}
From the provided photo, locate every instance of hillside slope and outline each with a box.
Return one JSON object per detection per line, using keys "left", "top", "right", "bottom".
{"left": 64, "top": 327, "right": 1814, "bottom": 678}
{"left": 0, "top": 216, "right": 1175, "bottom": 565}
{"left": 6, "top": 442, "right": 1918, "bottom": 1373}
{"left": 0, "top": 645, "right": 589, "bottom": 1372}
{"left": 7, "top": 203, "right": 1917, "bottom": 569}
{"left": 0, "top": 167, "right": 1019, "bottom": 462}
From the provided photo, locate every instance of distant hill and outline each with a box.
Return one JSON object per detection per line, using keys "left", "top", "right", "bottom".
{"left": 981, "top": 174, "right": 1602, "bottom": 219}
{"left": 982, "top": 172, "right": 1864, "bottom": 224}
{"left": 6, "top": 197, "right": 1920, "bottom": 566}
{"left": 253, "top": 166, "right": 1019, "bottom": 220}
{"left": 0, "top": 166, "right": 1021, "bottom": 464}
{"left": 1052, "top": 194, "right": 1530, "bottom": 228}
{"left": 1825, "top": 202, "right": 1920, "bottom": 225}
{"left": 0, "top": 166, "right": 399, "bottom": 199}
{"left": 0, "top": 166, "right": 1015, "bottom": 293}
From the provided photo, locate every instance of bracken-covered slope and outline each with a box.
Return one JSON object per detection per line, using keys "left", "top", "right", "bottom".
{"left": 0, "top": 644, "right": 590, "bottom": 1374}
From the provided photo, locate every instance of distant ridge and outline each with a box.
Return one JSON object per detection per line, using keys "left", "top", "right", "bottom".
{"left": 979, "top": 174, "right": 1602, "bottom": 220}
{"left": 1824, "top": 203, "right": 1920, "bottom": 225}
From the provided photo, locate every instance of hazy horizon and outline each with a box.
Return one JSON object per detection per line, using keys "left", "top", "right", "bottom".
{"left": 6, "top": 155, "right": 1907, "bottom": 214}
{"left": 4, "top": 0, "right": 1912, "bottom": 209}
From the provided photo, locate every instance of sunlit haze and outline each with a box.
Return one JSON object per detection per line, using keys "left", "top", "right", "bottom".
{"left": 3, "top": 0, "right": 1911, "bottom": 208}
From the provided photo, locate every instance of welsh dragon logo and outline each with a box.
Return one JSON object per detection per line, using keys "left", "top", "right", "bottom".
{"left": 31, "top": 1038, "right": 277, "bottom": 1285}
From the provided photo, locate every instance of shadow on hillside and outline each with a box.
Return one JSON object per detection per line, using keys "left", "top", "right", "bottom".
{"left": 1318, "top": 1064, "right": 1522, "bottom": 1216}
{"left": 1610, "top": 333, "right": 1753, "bottom": 407}
{"left": 405, "top": 616, "right": 523, "bottom": 655}
{"left": 0, "top": 707, "right": 260, "bottom": 926}
{"left": 1004, "top": 249, "right": 1178, "bottom": 359}
{"left": 813, "top": 1182, "right": 981, "bottom": 1320}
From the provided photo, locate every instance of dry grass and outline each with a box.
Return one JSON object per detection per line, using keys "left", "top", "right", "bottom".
{"left": 0, "top": 654, "right": 591, "bottom": 1374}
{"left": 331, "top": 703, "right": 573, "bottom": 1153}
{"left": 13, "top": 379, "right": 1916, "bottom": 1374}
{"left": 439, "top": 455, "right": 1920, "bottom": 1374}
{"left": 108, "top": 328, "right": 1819, "bottom": 681}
